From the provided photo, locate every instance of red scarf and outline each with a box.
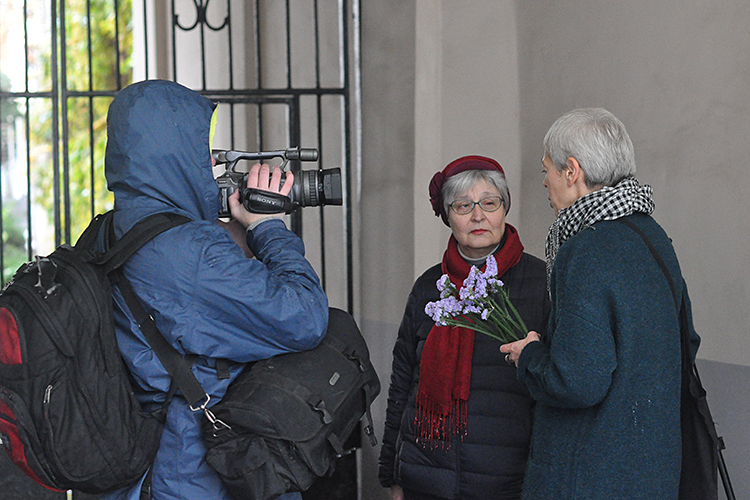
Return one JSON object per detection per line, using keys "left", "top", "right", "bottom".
{"left": 415, "top": 224, "right": 524, "bottom": 447}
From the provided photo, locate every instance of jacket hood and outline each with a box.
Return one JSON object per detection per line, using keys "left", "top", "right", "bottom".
{"left": 105, "top": 80, "right": 218, "bottom": 224}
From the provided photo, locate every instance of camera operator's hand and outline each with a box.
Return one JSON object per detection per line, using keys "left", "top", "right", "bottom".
{"left": 228, "top": 163, "right": 294, "bottom": 229}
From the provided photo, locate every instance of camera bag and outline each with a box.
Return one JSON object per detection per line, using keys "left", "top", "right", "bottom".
{"left": 202, "top": 307, "right": 381, "bottom": 500}
{"left": 0, "top": 211, "right": 189, "bottom": 494}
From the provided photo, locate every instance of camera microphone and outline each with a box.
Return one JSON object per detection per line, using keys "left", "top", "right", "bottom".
{"left": 285, "top": 148, "right": 318, "bottom": 162}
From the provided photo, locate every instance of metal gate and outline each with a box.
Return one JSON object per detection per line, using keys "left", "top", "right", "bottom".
{"left": 0, "top": 0, "right": 356, "bottom": 309}
{"left": 0, "top": 0, "right": 359, "bottom": 498}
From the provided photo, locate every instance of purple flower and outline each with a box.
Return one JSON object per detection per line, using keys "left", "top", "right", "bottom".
{"left": 425, "top": 295, "right": 464, "bottom": 325}
{"left": 462, "top": 267, "right": 479, "bottom": 291}
{"left": 483, "top": 256, "right": 498, "bottom": 279}
{"left": 425, "top": 255, "right": 528, "bottom": 343}
{"left": 473, "top": 275, "right": 488, "bottom": 298}
{"left": 436, "top": 274, "right": 457, "bottom": 299}
{"left": 436, "top": 274, "right": 450, "bottom": 293}
{"left": 463, "top": 302, "right": 482, "bottom": 315}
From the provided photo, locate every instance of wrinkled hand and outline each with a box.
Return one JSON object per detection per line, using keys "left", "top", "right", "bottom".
{"left": 228, "top": 163, "right": 294, "bottom": 228}
{"left": 500, "top": 330, "right": 540, "bottom": 366}
{"left": 390, "top": 485, "right": 405, "bottom": 500}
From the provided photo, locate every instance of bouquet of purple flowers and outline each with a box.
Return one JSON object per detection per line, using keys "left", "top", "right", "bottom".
{"left": 424, "top": 256, "right": 527, "bottom": 343}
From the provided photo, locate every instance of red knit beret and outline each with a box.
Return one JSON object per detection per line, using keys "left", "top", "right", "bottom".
{"left": 428, "top": 155, "right": 507, "bottom": 226}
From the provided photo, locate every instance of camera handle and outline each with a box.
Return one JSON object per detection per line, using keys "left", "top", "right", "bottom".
{"left": 241, "top": 188, "right": 299, "bottom": 214}
{"left": 213, "top": 147, "right": 318, "bottom": 172}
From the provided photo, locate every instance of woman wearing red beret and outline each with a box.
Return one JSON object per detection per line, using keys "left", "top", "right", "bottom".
{"left": 378, "top": 156, "right": 551, "bottom": 500}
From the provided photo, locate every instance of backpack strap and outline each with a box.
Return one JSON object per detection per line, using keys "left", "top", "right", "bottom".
{"left": 74, "top": 211, "right": 114, "bottom": 251}
{"left": 99, "top": 212, "right": 213, "bottom": 415}
{"left": 98, "top": 212, "right": 192, "bottom": 273}
{"left": 215, "top": 359, "right": 232, "bottom": 380}
{"left": 362, "top": 387, "right": 378, "bottom": 446}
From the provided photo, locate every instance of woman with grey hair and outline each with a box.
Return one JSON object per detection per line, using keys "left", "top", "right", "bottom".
{"left": 502, "top": 108, "right": 701, "bottom": 499}
{"left": 379, "top": 156, "right": 550, "bottom": 500}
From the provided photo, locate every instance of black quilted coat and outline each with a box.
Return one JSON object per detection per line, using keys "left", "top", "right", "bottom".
{"left": 378, "top": 252, "right": 550, "bottom": 500}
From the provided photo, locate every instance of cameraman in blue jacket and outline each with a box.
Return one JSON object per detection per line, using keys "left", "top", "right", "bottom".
{"left": 100, "top": 79, "right": 328, "bottom": 500}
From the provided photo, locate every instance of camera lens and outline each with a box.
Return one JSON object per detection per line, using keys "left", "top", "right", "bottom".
{"left": 285, "top": 168, "right": 343, "bottom": 208}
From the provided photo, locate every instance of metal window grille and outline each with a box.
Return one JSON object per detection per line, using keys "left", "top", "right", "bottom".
{"left": 0, "top": 0, "right": 355, "bottom": 306}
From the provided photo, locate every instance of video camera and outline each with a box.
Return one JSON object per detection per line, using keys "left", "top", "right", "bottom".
{"left": 213, "top": 147, "right": 342, "bottom": 218}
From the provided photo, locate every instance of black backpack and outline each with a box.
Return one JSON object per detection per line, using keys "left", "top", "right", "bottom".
{"left": 202, "top": 307, "right": 381, "bottom": 500}
{"left": 0, "top": 211, "right": 189, "bottom": 494}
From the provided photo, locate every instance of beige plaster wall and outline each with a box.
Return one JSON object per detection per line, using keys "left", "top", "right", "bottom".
{"left": 413, "top": 0, "right": 523, "bottom": 278}
{"left": 516, "top": 0, "right": 750, "bottom": 368}
{"left": 359, "top": 1, "right": 523, "bottom": 498}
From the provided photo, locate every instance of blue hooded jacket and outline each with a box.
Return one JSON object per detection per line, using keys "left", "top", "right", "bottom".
{"left": 100, "top": 80, "right": 328, "bottom": 500}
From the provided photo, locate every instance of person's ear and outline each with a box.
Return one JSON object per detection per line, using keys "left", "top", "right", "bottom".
{"left": 565, "top": 157, "right": 584, "bottom": 187}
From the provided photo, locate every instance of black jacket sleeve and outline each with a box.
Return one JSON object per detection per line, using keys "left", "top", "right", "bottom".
{"left": 378, "top": 283, "right": 422, "bottom": 487}
{"left": 378, "top": 263, "right": 444, "bottom": 488}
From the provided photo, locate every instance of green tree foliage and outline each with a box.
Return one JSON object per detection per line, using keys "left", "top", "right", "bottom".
{"left": 1, "top": 73, "right": 21, "bottom": 125}
{"left": 1, "top": 73, "right": 28, "bottom": 282}
{"left": 1, "top": 204, "right": 28, "bottom": 283}
{"left": 32, "top": 0, "right": 132, "bottom": 244}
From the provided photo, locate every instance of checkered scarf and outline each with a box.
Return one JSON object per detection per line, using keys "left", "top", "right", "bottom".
{"left": 545, "top": 176, "right": 655, "bottom": 291}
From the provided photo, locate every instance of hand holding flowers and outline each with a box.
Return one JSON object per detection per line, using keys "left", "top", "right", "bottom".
{"left": 424, "top": 256, "right": 528, "bottom": 343}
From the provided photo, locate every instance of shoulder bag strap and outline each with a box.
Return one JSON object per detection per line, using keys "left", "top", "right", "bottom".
{"left": 617, "top": 218, "right": 735, "bottom": 499}
{"left": 616, "top": 218, "right": 678, "bottom": 309}
{"left": 99, "top": 212, "right": 192, "bottom": 273}
{"left": 115, "top": 275, "right": 209, "bottom": 410}
{"left": 616, "top": 218, "right": 695, "bottom": 363}
{"left": 616, "top": 217, "right": 701, "bottom": 390}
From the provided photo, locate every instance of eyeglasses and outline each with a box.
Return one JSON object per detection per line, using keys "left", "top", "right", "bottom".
{"left": 448, "top": 196, "right": 503, "bottom": 215}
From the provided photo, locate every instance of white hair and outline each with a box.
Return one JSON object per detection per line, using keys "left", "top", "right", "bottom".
{"left": 543, "top": 108, "right": 636, "bottom": 188}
